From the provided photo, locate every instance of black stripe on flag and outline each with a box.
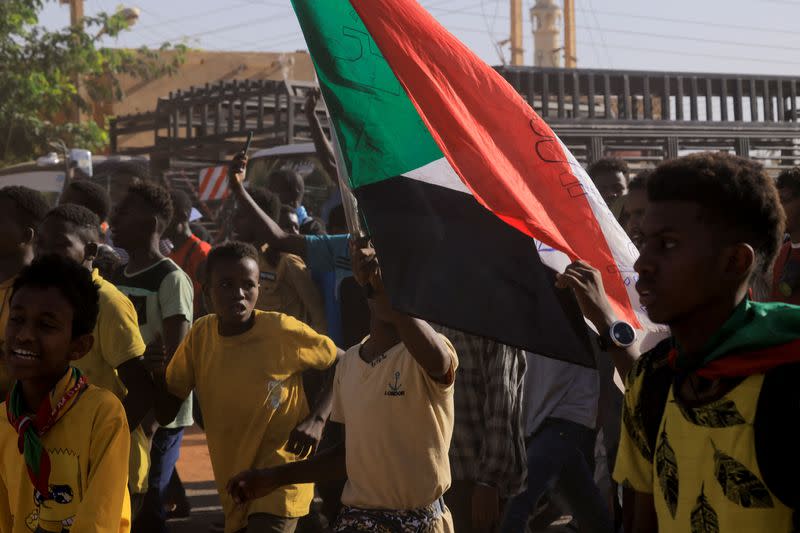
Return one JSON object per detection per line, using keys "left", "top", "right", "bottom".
{"left": 355, "top": 175, "right": 597, "bottom": 367}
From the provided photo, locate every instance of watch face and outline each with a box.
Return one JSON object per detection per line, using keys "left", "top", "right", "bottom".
{"left": 612, "top": 322, "right": 636, "bottom": 347}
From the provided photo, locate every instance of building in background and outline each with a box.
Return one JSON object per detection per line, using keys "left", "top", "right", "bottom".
{"left": 99, "top": 49, "right": 315, "bottom": 151}
{"left": 531, "top": 0, "right": 563, "bottom": 68}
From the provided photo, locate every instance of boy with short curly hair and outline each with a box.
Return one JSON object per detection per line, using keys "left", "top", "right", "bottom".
{"left": 613, "top": 153, "right": 800, "bottom": 532}
{"left": 109, "top": 182, "right": 194, "bottom": 533}
{"left": 0, "top": 255, "right": 131, "bottom": 533}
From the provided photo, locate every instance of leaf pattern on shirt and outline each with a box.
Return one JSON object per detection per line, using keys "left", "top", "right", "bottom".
{"left": 623, "top": 396, "right": 652, "bottom": 460}
{"left": 712, "top": 442, "right": 774, "bottom": 508}
{"left": 676, "top": 398, "right": 746, "bottom": 428}
{"left": 690, "top": 484, "right": 719, "bottom": 533}
{"left": 656, "top": 426, "right": 679, "bottom": 518}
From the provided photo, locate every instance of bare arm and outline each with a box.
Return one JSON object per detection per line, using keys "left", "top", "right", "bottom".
{"left": 305, "top": 88, "right": 337, "bottom": 180}
{"left": 285, "top": 350, "right": 343, "bottom": 457}
{"left": 116, "top": 357, "right": 155, "bottom": 431}
{"left": 556, "top": 260, "right": 640, "bottom": 377}
{"left": 228, "top": 441, "right": 347, "bottom": 504}
{"left": 350, "top": 240, "right": 452, "bottom": 380}
{"left": 390, "top": 315, "right": 452, "bottom": 380}
{"left": 153, "top": 370, "right": 186, "bottom": 426}
{"left": 162, "top": 315, "right": 190, "bottom": 362}
{"left": 228, "top": 152, "right": 307, "bottom": 257}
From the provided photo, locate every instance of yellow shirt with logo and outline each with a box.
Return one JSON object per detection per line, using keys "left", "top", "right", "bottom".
{"left": 165, "top": 311, "right": 338, "bottom": 533}
{"left": 256, "top": 247, "right": 327, "bottom": 334}
{"left": 72, "top": 270, "right": 149, "bottom": 494}
{"left": 0, "top": 276, "right": 16, "bottom": 395}
{"left": 331, "top": 336, "right": 457, "bottom": 518}
{"left": 614, "top": 356, "right": 793, "bottom": 533}
{"left": 0, "top": 379, "right": 131, "bottom": 533}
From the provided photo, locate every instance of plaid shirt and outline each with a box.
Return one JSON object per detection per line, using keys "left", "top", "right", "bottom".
{"left": 435, "top": 325, "right": 527, "bottom": 498}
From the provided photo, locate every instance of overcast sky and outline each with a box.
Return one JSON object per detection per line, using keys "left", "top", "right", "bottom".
{"left": 38, "top": 0, "right": 800, "bottom": 76}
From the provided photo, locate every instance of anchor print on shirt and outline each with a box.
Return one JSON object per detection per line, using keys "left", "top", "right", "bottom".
{"left": 385, "top": 371, "right": 405, "bottom": 397}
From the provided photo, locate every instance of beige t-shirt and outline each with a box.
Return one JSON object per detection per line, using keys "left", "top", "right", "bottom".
{"left": 331, "top": 336, "right": 457, "bottom": 512}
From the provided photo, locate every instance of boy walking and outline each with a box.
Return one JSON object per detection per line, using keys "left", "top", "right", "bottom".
{"left": 228, "top": 240, "right": 458, "bottom": 533}
{"left": 109, "top": 182, "right": 194, "bottom": 533}
{"left": 154, "top": 242, "right": 339, "bottom": 533}
{"left": 0, "top": 255, "right": 131, "bottom": 532}
{"left": 600, "top": 153, "right": 799, "bottom": 532}
{"left": 37, "top": 204, "right": 156, "bottom": 505}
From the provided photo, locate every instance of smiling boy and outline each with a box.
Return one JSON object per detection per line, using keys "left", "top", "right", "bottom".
{"left": 154, "top": 242, "right": 339, "bottom": 533}
{"left": 0, "top": 255, "right": 131, "bottom": 533}
{"left": 611, "top": 153, "right": 800, "bottom": 532}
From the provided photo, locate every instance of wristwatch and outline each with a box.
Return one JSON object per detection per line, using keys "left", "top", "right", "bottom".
{"left": 597, "top": 321, "right": 636, "bottom": 351}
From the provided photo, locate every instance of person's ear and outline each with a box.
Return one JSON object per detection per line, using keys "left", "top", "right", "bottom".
{"left": 724, "top": 243, "right": 756, "bottom": 282}
{"left": 68, "top": 334, "right": 94, "bottom": 362}
{"left": 148, "top": 214, "right": 160, "bottom": 235}
{"left": 21, "top": 227, "right": 35, "bottom": 246}
{"left": 84, "top": 242, "right": 99, "bottom": 264}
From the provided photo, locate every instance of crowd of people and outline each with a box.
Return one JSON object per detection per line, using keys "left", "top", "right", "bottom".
{"left": 0, "top": 86, "right": 798, "bottom": 533}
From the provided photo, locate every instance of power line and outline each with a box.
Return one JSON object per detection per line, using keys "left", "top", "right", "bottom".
{"left": 576, "top": 39, "right": 800, "bottom": 67}
{"left": 578, "top": 25, "right": 800, "bottom": 53}
{"left": 431, "top": 3, "right": 798, "bottom": 37}
{"left": 142, "top": 12, "right": 296, "bottom": 48}
{"left": 584, "top": 0, "right": 613, "bottom": 68}
{"left": 573, "top": 8, "right": 798, "bottom": 36}
{"left": 479, "top": 0, "right": 505, "bottom": 64}
{"left": 134, "top": 1, "right": 260, "bottom": 33}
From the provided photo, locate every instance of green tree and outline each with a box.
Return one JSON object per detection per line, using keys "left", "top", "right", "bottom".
{"left": 0, "top": 0, "right": 186, "bottom": 165}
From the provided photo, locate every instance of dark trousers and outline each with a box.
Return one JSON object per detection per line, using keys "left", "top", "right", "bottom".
{"left": 132, "top": 427, "right": 185, "bottom": 533}
{"left": 501, "top": 418, "right": 614, "bottom": 533}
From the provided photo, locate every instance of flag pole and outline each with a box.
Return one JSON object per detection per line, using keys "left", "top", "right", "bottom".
{"left": 332, "top": 129, "right": 364, "bottom": 238}
{"left": 321, "top": 91, "right": 364, "bottom": 239}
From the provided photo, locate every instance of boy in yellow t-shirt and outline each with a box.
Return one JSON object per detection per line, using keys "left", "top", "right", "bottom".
{"left": 0, "top": 255, "right": 131, "bottom": 533}
{"left": 36, "top": 204, "right": 156, "bottom": 503}
{"left": 0, "top": 186, "right": 51, "bottom": 396}
{"left": 154, "top": 241, "right": 339, "bottom": 533}
{"left": 228, "top": 240, "right": 458, "bottom": 533}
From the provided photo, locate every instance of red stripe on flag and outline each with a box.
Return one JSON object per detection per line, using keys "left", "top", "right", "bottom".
{"left": 350, "top": 0, "right": 639, "bottom": 327}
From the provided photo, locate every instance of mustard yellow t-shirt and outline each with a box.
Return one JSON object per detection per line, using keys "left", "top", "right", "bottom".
{"left": 257, "top": 248, "right": 328, "bottom": 335}
{"left": 331, "top": 336, "right": 457, "bottom": 515}
{"left": 166, "top": 311, "right": 338, "bottom": 533}
{"left": 614, "top": 354, "right": 793, "bottom": 533}
{"left": 0, "top": 378, "right": 131, "bottom": 533}
{"left": 0, "top": 276, "right": 16, "bottom": 395}
{"left": 72, "top": 270, "right": 149, "bottom": 494}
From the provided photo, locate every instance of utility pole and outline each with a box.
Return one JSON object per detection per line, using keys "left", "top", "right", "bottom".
{"left": 68, "top": 0, "right": 84, "bottom": 27}
{"left": 510, "top": 0, "right": 524, "bottom": 66}
{"left": 563, "top": 0, "right": 577, "bottom": 67}
{"left": 61, "top": 0, "right": 85, "bottom": 122}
